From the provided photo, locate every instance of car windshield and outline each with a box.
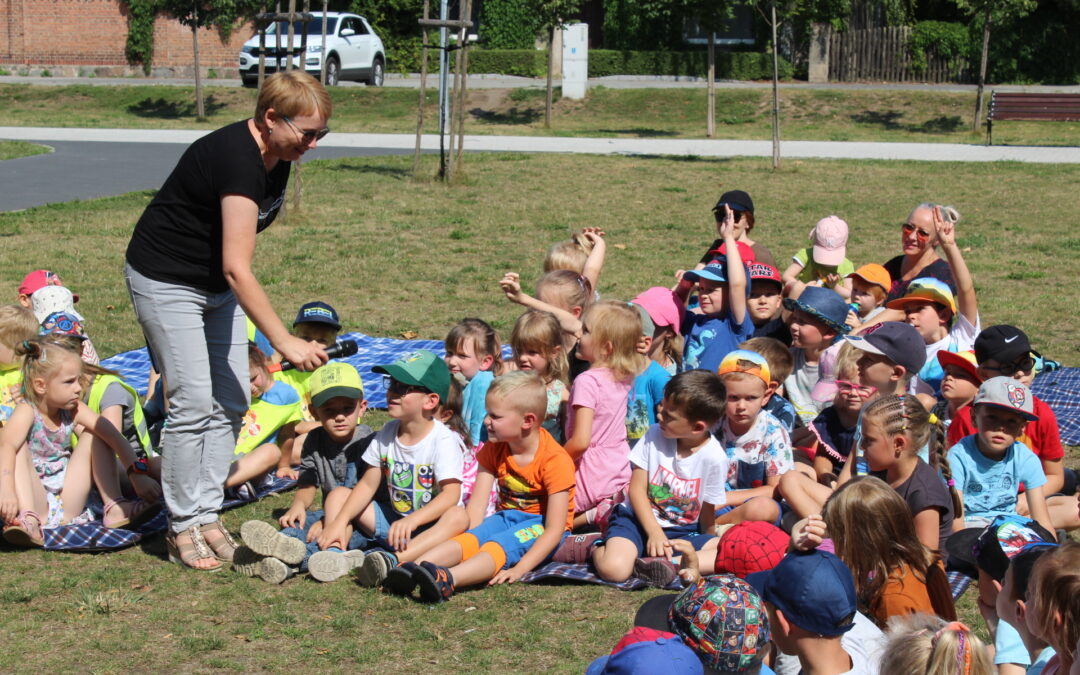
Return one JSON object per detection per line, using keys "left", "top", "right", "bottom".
{"left": 266, "top": 17, "right": 338, "bottom": 36}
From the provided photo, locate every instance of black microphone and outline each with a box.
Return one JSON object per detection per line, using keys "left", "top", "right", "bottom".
{"left": 277, "top": 339, "right": 358, "bottom": 372}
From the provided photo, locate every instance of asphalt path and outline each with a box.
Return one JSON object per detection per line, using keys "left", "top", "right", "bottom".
{"left": 0, "top": 139, "right": 410, "bottom": 212}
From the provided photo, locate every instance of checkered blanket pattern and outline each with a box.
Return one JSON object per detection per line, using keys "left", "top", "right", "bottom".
{"left": 521, "top": 561, "right": 684, "bottom": 591}
{"left": 101, "top": 332, "right": 512, "bottom": 410}
{"left": 1031, "top": 367, "right": 1080, "bottom": 445}
{"left": 42, "top": 476, "right": 297, "bottom": 552}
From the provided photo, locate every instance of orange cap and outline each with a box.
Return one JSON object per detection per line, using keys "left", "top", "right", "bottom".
{"left": 846, "top": 264, "right": 891, "bottom": 292}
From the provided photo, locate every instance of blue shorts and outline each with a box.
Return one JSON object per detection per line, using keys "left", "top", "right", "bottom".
{"left": 453, "top": 510, "right": 567, "bottom": 570}
{"left": 369, "top": 501, "right": 432, "bottom": 549}
{"left": 601, "top": 504, "right": 715, "bottom": 555}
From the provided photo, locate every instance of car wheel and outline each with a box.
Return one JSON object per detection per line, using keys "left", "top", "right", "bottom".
{"left": 241, "top": 74, "right": 258, "bottom": 88}
{"left": 324, "top": 56, "right": 340, "bottom": 86}
{"left": 367, "top": 57, "right": 384, "bottom": 87}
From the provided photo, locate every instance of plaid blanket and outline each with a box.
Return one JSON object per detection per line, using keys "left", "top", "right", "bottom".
{"left": 521, "top": 561, "right": 684, "bottom": 591}
{"left": 1031, "top": 367, "right": 1080, "bottom": 445}
{"left": 42, "top": 476, "right": 297, "bottom": 552}
{"left": 101, "top": 331, "right": 512, "bottom": 410}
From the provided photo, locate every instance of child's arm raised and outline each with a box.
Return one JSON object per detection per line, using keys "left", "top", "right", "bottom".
{"left": 386, "top": 479, "right": 462, "bottom": 552}
{"left": 317, "top": 464, "right": 381, "bottom": 550}
{"left": 935, "top": 210, "right": 978, "bottom": 326}
{"left": 562, "top": 405, "right": 594, "bottom": 461}
{"left": 627, "top": 467, "right": 670, "bottom": 557}
{"left": 720, "top": 215, "right": 748, "bottom": 325}
{"left": 489, "top": 489, "right": 571, "bottom": 585}
{"left": 0, "top": 404, "right": 34, "bottom": 523}
{"left": 580, "top": 228, "right": 607, "bottom": 291}
{"left": 279, "top": 484, "right": 318, "bottom": 529}
{"left": 499, "top": 272, "right": 583, "bottom": 337}
{"left": 74, "top": 401, "right": 162, "bottom": 504}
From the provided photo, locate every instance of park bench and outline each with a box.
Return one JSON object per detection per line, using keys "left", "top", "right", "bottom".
{"left": 986, "top": 91, "right": 1080, "bottom": 145}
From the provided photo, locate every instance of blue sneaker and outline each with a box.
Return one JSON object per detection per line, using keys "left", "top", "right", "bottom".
{"left": 413, "top": 561, "right": 455, "bottom": 603}
{"left": 383, "top": 561, "right": 421, "bottom": 596}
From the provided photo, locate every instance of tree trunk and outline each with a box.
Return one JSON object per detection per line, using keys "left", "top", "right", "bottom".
{"left": 413, "top": 0, "right": 431, "bottom": 174}
{"left": 707, "top": 32, "right": 715, "bottom": 138}
{"left": 192, "top": 20, "right": 204, "bottom": 120}
{"left": 770, "top": 1, "right": 780, "bottom": 169}
{"left": 545, "top": 25, "right": 556, "bottom": 129}
{"left": 973, "top": 9, "right": 992, "bottom": 131}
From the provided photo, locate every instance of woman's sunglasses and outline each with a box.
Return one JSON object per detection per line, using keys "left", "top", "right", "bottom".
{"left": 282, "top": 115, "right": 330, "bottom": 142}
{"left": 902, "top": 222, "right": 932, "bottom": 242}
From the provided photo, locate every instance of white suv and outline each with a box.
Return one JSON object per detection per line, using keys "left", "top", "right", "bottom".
{"left": 239, "top": 12, "right": 385, "bottom": 87}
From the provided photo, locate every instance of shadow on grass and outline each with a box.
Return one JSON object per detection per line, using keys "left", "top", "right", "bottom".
{"left": 851, "top": 110, "right": 965, "bottom": 135}
{"left": 850, "top": 110, "right": 904, "bottom": 130}
{"left": 627, "top": 154, "right": 738, "bottom": 164}
{"left": 469, "top": 107, "right": 542, "bottom": 125}
{"left": 128, "top": 95, "right": 227, "bottom": 119}
{"left": 912, "top": 115, "right": 964, "bottom": 133}
{"left": 321, "top": 163, "right": 412, "bottom": 179}
{"left": 595, "top": 128, "right": 681, "bottom": 138}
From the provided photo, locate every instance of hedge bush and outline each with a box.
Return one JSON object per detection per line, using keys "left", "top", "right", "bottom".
{"left": 589, "top": 50, "right": 791, "bottom": 80}
{"left": 479, "top": 0, "right": 541, "bottom": 49}
{"left": 908, "top": 21, "right": 970, "bottom": 74}
{"left": 466, "top": 49, "right": 549, "bottom": 78}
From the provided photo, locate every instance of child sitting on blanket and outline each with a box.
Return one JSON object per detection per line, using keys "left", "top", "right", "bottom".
{"left": 591, "top": 370, "right": 728, "bottom": 587}
{"left": 444, "top": 317, "right": 505, "bottom": 446}
{"left": 316, "top": 350, "right": 467, "bottom": 584}
{"left": 235, "top": 362, "right": 374, "bottom": 583}
{"left": 0, "top": 304, "right": 39, "bottom": 426}
{"left": 379, "top": 371, "right": 575, "bottom": 602}
{"left": 225, "top": 344, "right": 302, "bottom": 497}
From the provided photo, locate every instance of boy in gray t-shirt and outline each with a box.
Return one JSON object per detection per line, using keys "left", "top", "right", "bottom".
{"left": 235, "top": 363, "right": 372, "bottom": 583}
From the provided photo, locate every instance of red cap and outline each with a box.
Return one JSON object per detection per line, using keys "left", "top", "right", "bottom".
{"left": 715, "top": 521, "right": 790, "bottom": 578}
{"left": 707, "top": 240, "right": 756, "bottom": 264}
{"left": 18, "top": 270, "right": 77, "bottom": 302}
{"left": 748, "top": 262, "right": 781, "bottom": 284}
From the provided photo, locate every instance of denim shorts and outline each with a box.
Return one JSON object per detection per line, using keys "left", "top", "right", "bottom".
{"left": 601, "top": 504, "right": 714, "bottom": 555}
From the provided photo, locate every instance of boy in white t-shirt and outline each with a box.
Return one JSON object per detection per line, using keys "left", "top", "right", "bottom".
{"left": 591, "top": 369, "right": 729, "bottom": 587}
{"left": 314, "top": 350, "right": 467, "bottom": 581}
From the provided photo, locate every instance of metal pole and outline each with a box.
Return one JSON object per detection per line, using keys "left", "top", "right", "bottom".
{"left": 319, "top": 0, "right": 328, "bottom": 84}
{"left": 438, "top": 0, "right": 449, "bottom": 177}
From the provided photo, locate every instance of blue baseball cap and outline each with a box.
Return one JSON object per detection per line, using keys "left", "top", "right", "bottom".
{"left": 781, "top": 286, "right": 852, "bottom": 335}
{"left": 683, "top": 262, "right": 730, "bottom": 284}
{"left": 293, "top": 301, "right": 341, "bottom": 329}
{"left": 586, "top": 627, "right": 703, "bottom": 675}
{"left": 746, "top": 550, "right": 857, "bottom": 637}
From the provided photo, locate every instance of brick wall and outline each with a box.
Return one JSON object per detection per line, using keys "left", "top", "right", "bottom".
{"left": 1, "top": 0, "right": 256, "bottom": 73}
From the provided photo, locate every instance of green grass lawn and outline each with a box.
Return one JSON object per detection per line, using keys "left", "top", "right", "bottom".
{"left": 0, "top": 152, "right": 1077, "bottom": 671}
{"left": 0, "top": 139, "right": 50, "bottom": 160}
{"left": 1, "top": 83, "right": 1078, "bottom": 146}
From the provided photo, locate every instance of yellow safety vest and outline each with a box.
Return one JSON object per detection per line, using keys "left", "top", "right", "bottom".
{"left": 85, "top": 374, "right": 157, "bottom": 458}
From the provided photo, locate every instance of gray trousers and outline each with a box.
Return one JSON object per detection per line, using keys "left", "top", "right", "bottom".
{"left": 124, "top": 263, "right": 249, "bottom": 533}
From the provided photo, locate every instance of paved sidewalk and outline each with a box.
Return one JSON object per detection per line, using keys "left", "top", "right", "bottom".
{"left": 4, "top": 126, "right": 1079, "bottom": 164}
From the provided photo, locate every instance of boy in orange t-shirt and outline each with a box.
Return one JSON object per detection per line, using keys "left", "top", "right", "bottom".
{"left": 383, "top": 371, "right": 576, "bottom": 602}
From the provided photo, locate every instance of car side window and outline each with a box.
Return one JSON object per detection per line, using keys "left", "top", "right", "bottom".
{"left": 353, "top": 19, "right": 369, "bottom": 35}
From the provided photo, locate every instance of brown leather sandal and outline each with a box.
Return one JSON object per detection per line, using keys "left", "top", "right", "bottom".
{"left": 165, "top": 526, "right": 222, "bottom": 571}
{"left": 199, "top": 521, "right": 239, "bottom": 563}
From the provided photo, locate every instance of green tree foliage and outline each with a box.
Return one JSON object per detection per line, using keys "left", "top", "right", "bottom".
{"left": 125, "top": 0, "right": 159, "bottom": 74}
{"left": 908, "top": 20, "right": 970, "bottom": 72}
{"left": 602, "top": 0, "right": 690, "bottom": 50}
{"left": 975, "top": 0, "right": 1080, "bottom": 83}
{"left": 480, "top": 0, "right": 541, "bottom": 49}
{"left": 350, "top": 0, "right": 424, "bottom": 72}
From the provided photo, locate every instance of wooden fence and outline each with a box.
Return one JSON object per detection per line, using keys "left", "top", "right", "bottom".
{"left": 829, "top": 26, "right": 970, "bottom": 83}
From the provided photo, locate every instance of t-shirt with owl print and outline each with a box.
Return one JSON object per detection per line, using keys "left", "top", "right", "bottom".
{"left": 362, "top": 419, "right": 464, "bottom": 516}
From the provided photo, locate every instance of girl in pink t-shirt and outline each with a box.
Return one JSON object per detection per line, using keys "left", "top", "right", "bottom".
{"left": 563, "top": 301, "right": 647, "bottom": 529}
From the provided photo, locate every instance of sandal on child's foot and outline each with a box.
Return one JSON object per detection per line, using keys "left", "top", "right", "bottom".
{"left": 2, "top": 511, "right": 44, "bottom": 548}
{"left": 632, "top": 557, "right": 678, "bottom": 588}
{"left": 309, "top": 549, "right": 366, "bottom": 583}
{"left": 357, "top": 550, "right": 399, "bottom": 587}
{"left": 240, "top": 520, "right": 306, "bottom": 565}
{"left": 103, "top": 498, "right": 162, "bottom": 530}
{"left": 199, "top": 521, "right": 239, "bottom": 562}
{"left": 233, "top": 546, "right": 295, "bottom": 584}
{"left": 166, "top": 526, "right": 222, "bottom": 572}
{"left": 382, "top": 561, "right": 421, "bottom": 596}
{"left": 413, "top": 561, "right": 455, "bottom": 603}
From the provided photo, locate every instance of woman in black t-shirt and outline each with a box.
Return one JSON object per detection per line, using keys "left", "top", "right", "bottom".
{"left": 124, "top": 72, "right": 331, "bottom": 571}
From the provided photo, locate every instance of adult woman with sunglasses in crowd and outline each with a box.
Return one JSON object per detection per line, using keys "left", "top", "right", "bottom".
{"left": 883, "top": 203, "right": 958, "bottom": 302}
{"left": 124, "top": 71, "right": 331, "bottom": 571}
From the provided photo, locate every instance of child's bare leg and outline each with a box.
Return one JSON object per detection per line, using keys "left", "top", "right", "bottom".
{"left": 1046, "top": 495, "right": 1080, "bottom": 532}
{"left": 87, "top": 435, "right": 133, "bottom": 520}
{"left": 12, "top": 442, "right": 49, "bottom": 517}
{"left": 59, "top": 430, "right": 94, "bottom": 522}
{"left": 395, "top": 506, "right": 469, "bottom": 563}
{"left": 447, "top": 551, "right": 498, "bottom": 588}
{"left": 695, "top": 537, "right": 720, "bottom": 575}
{"left": 572, "top": 511, "right": 591, "bottom": 529}
{"left": 225, "top": 444, "right": 280, "bottom": 488}
{"left": 288, "top": 432, "right": 308, "bottom": 465}
{"left": 778, "top": 471, "right": 832, "bottom": 519}
{"left": 591, "top": 537, "right": 638, "bottom": 582}
{"left": 320, "top": 486, "right": 358, "bottom": 543}
{"left": 716, "top": 498, "right": 781, "bottom": 528}
{"left": 416, "top": 538, "right": 465, "bottom": 567}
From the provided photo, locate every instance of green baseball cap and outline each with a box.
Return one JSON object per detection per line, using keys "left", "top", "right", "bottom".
{"left": 372, "top": 349, "right": 450, "bottom": 402}
{"left": 309, "top": 362, "right": 364, "bottom": 409}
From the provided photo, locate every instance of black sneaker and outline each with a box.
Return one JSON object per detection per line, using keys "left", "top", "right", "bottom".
{"left": 413, "top": 561, "right": 455, "bottom": 603}
{"left": 382, "top": 561, "right": 421, "bottom": 596}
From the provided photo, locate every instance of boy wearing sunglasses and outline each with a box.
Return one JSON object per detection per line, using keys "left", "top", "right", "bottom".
{"left": 314, "top": 350, "right": 468, "bottom": 580}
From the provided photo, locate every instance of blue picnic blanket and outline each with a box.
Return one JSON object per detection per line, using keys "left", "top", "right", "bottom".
{"left": 101, "top": 331, "right": 512, "bottom": 410}
{"left": 1031, "top": 367, "right": 1080, "bottom": 445}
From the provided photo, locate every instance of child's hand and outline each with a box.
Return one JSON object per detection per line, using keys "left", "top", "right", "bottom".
{"left": 645, "top": 532, "right": 673, "bottom": 559}
{"left": 387, "top": 516, "right": 418, "bottom": 552}
{"left": 668, "top": 538, "right": 700, "bottom": 584}
{"left": 275, "top": 466, "right": 299, "bottom": 480}
{"left": 0, "top": 484, "right": 17, "bottom": 524}
{"left": 791, "top": 514, "right": 826, "bottom": 551}
{"left": 305, "top": 519, "right": 323, "bottom": 543}
{"left": 581, "top": 227, "right": 606, "bottom": 242}
{"left": 718, "top": 207, "right": 736, "bottom": 240}
{"left": 317, "top": 524, "right": 346, "bottom": 551}
{"left": 937, "top": 211, "right": 956, "bottom": 247}
{"left": 635, "top": 335, "right": 649, "bottom": 355}
{"left": 845, "top": 309, "right": 861, "bottom": 330}
{"left": 824, "top": 273, "right": 840, "bottom": 288}
{"left": 489, "top": 567, "right": 523, "bottom": 585}
{"left": 279, "top": 504, "right": 306, "bottom": 529}
{"left": 131, "top": 474, "right": 162, "bottom": 504}
{"left": 499, "top": 272, "right": 524, "bottom": 303}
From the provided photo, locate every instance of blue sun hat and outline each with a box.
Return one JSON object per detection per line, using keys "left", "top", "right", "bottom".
{"left": 782, "top": 286, "right": 851, "bottom": 334}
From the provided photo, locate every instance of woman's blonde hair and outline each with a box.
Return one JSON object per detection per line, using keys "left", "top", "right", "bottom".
{"left": 544, "top": 231, "right": 593, "bottom": 274}
{"left": 510, "top": 310, "right": 568, "bottom": 386}
{"left": 582, "top": 301, "right": 647, "bottom": 383}
{"left": 535, "top": 270, "right": 593, "bottom": 315}
{"left": 861, "top": 394, "right": 962, "bottom": 517}
{"left": 908, "top": 203, "right": 961, "bottom": 248}
{"left": 823, "top": 477, "right": 936, "bottom": 613}
{"left": 881, "top": 615, "right": 993, "bottom": 675}
{"left": 446, "top": 318, "right": 505, "bottom": 376}
{"left": 0, "top": 304, "right": 38, "bottom": 352}
{"left": 1027, "top": 542, "right": 1080, "bottom": 652}
{"left": 254, "top": 70, "right": 332, "bottom": 127}
{"left": 16, "top": 335, "right": 83, "bottom": 408}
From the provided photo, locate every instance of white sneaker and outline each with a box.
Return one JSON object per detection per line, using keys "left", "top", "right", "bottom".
{"left": 308, "top": 549, "right": 367, "bottom": 583}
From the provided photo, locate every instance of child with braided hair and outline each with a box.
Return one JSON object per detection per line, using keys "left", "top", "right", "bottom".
{"left": 881, "top": 615, "right": 993, "bottom": 675}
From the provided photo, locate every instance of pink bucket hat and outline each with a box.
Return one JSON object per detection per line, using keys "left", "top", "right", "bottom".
{"left": 811, "top": 216, "right": 849, "bottom": 267}
{"left": 632, "top": 287, "right": 683, "bottom": 336}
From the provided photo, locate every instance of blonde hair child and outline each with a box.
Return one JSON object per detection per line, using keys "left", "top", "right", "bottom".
{"left": 500, "top": 269, "right": 594, "bottom": 381}
{"left": 563, "top": 301, "right": 647, "bottom": 529}
{"left": 1025, "top": 542, "right": 1080, "bottom": 674}
{"left": 444, "top": 318, "right": 504, "bottom": 445}
{"left": 0, "top": 304, "right": 38, "bottom": 425}
{"left": 510, "top": 310, "right": 569, "bottom": 442}
{"left": 881, "top": 615, "right": 993, "bottom": 675}
{"left": 0, "top": 337, "right": 161, "bottom": 547}
{"left": 543, "top": 226, "right": 607, "bottom": 293}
